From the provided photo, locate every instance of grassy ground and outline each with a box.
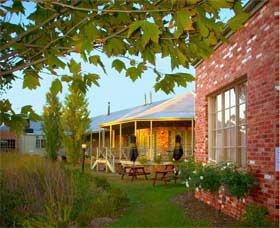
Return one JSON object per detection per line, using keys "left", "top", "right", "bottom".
{"left": 90, "top": 172, "right": 211, "bottom": 227}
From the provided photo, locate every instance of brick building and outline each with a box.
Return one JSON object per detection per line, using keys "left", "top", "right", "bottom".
{"left": 194, "top": 0, "right": 279, "bottom": 220}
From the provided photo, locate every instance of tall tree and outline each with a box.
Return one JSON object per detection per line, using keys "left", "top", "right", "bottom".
{"left": 42, "top": 90, "right": 62, "bottom": 160}
{"left": 0, "top": 0, "right": 249, "bottom": 130}
{"left": 62, "top": 59, "right": 91, "bottom": 164}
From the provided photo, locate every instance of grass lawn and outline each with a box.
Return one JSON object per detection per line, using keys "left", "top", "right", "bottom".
{"left": 90, "top": 172, "right": 211, "bottom": 227}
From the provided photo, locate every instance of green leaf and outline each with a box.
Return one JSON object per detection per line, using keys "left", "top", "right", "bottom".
{"left": 112, "top": 59, "right": 126, "bottom": 73}
{"left": 68, "top": 59, "right": 81, "bottom": 74}
{"left": 61, "top": 75, "right": 72, "bottom": 82}
{"left": 174, "top": 10, "right": 193, "bottom": 38}
{"left": 21, "top": 105, "right": 33, "bottom": 114}
{"left": 142, "top": 48, "right": 155, "bottom": 65}
{"left": 127, "top": 20, "right": 160, "bottom": 47}
{"left": 125, "top": 67, "right": 142, "bottom": 82}
{"left": 154, "top": 73, "right": 195, "bottom": 94}
{"left": 208, "top": 0, "right": 234, "bottom": 10}
{"left": 47, "top": 54, "right": 66, "bottom": 69}
{"left": 29, "top": 111, "right": 42, "bottom": 121}
{"left": 50, "top": 79, "right": 62, "bottom": 95}
{"left": 103, "top": 38, "right": 126, "bottom": 56}
{"left": 23, "top": 69, "right": 40, "bottom": 90}
{"left": 89, "top": 55, "right": 106, "bottom": 73}
{"left": 227, "top": 12, "right": 250, "bottom": 31}
{"left": 81, "top": 39, "right": 93, "bottom": 53}
{"left": 187, "top": 0, "right": 199, "bottom": 4}
{"left": 84, "top": 73, "right": 100, "bottom": 87}
{"left": 176, "top": 49, "right": 187, "bottom": 66}
{"left": 127, "top": 20, "right": 142, "bottom": 37}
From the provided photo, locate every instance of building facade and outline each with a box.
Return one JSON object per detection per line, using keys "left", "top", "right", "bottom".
{"left": 88, "top": 92, "right": 195, "bottom": 172}
{"left": 195, "top": 0, "right": 279, "bottom": 220}
{"left": 0, "top": 121, "right": 45, "bottom": 154}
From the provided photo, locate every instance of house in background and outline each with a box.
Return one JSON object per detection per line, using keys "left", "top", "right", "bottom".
{"left": 194, "top": 0, "right": 279, "bottom": 220}
{"left": 87, "top": 91, "right": 195, "bottom": 172}
{"left": 0, "top": 125, "right": 18, "bottom": 152}
{"left": 0, "top": 120, "right": 45, "bottom": 154}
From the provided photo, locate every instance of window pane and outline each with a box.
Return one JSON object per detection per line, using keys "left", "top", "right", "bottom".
{"left": 239, "top": 125, "right": 247, "bottom": 146}
{"left": 224, "top": 128, "right": 230, "bottom": 146}
{"left": 230, "top": 88, "right": 236, "bottom": 107}
{"left": 223, "top": 148, "right": 230, "bottom": 161}
{"left": 230, "top": 127, "right": 236, "bottom": 147}
{"left": 225, "top": 90, "right": 230, "bottom": 109}
{"left": 216, "top": 148, "right": 223, "bottom": 162}
{"left": 216, "top": 130, "right": 223, "bottom": 148}
{"left": 239, "top": 104, "right": 246, "bottom": 124}
{"left": 230, "top": 107, "right": 236, "bottom": 126}
{"left": 224, "top": 109, "right": 230, "bottom": 127}
{"left": 217, "top": 94, "right": 222, "bottom": 111}
{"left": 239, "top": 84, "right": 247, "bottom": 104}
{"left": 212, "top": 131, "right": 216, "bottom": 147}
{"left": 229, "top": 148, "right": 236, "bottom": 163}
{"left": 217, "top": 111, "right": 222, "bottom": 129}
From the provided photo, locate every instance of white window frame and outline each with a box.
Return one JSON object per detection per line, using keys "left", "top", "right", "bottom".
{"left": 208, "top": 79, "right": 247, "bottom": 167}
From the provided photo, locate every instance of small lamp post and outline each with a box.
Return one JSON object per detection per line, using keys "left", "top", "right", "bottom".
{"left": 81, "top": 143, "right": 87, "bottom": 172}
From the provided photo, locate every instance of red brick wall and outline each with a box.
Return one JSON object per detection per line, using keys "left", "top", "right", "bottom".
{"left": 0, "top": 130, "right": 18, "bottom": 151}
{"left": 195, "top": 0, "right": 279, "bottom": 220}
{"left": 0, "top": 130, "right": 17, "bottom": 140}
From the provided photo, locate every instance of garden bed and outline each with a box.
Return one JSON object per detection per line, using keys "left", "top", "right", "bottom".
{"left": 171, "top": 192, "right": 240, "bottom": 227}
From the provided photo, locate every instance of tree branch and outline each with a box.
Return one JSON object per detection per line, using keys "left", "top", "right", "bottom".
{"left": 51, "top": 2, "right": 173, "bottom": 13}
{"left": 0, "top": 58, "right": 47, "bottom": 76}
{"left": 0, "top": 0, "right": 81, "bottom": 53}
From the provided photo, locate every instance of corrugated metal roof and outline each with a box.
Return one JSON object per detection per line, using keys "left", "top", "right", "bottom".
{"left": 29, "top": 121, "right": 43, "bottom": 135}
{"left": 89, "top": 100, "right": 165, "bottom": 132}
{"left": 89, "top": 91, "right": 195, "bottom": 132}
{"left": 0, "top": 121, "right": 43, "bottom": 135}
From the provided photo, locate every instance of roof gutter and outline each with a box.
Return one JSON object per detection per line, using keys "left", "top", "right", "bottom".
{"left": 99, "top": 117, "right": 195, "bottom": 128}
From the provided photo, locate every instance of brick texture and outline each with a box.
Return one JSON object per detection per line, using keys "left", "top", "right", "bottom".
{"left": 195, "top": 0, "right": 279, "bottom": 220}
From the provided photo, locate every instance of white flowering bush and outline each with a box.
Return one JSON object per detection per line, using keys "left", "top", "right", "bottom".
{"left": 179, "top": 159, "right": 257, "bottom": 198}
{"left": 218, "top": 162, "right": 256, "bottom": 199}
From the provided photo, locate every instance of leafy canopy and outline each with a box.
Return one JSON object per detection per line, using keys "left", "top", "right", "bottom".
{"left": 0, "top": 0, "right": 249, "bottom": 130}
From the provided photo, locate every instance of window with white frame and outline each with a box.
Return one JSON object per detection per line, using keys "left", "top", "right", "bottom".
{"left": 35, "top": 136, "right": 45, "bottom": 149}
{"left": 208, "top": 80, "right": 247, "bottom": 167}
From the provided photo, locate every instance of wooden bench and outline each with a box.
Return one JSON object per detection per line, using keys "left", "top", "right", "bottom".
{"left": 152, "top": 164, "right": 178, "bottom": 186}
{"left": 121, "top": 166, "right": 150, "bottom": 181}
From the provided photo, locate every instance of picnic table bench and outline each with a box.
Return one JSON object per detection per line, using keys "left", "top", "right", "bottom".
{"left": 121, "top": 166, "right": 150, "bottom": 181}
{"left": 151, "top": 164, "right": 178, "bottom": 186}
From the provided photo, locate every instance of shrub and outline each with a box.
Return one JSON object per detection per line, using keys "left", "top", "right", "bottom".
{"left": 244, "top": 204, "right": 268, "bottom": 227}
{"left": 65, "top": 171, "right": 128, "bottom": 227}
{"left": 138, "top": 155, "right": 148, "bottom": 164}
{"left": 179, "top": 160, "right": 221, "bottom": 193}
{"left": 65, "top": 168, "right": 95, "bottom": 220}
{"left": 199, "top": 165, "right": 221, "bottom": 193}
{"left": 179, "top": 159, "right": 256, "bottom": 198}
{"left": 0, "top": 153, "right": 129, "bottom": 228}
{"left": 0, "top": 153, "right": 73, "bottom": 227}
{"left": 92, "top": 187, "right": 128, "bottom": 218}
{"left": 153, "top": 153, "right": 162, "bottom": 164}
{"left": 94, "top": 176, "right": 111, "bottom": 190}
{"left": 220, "top": 163, "right": 256, "bottom": 199}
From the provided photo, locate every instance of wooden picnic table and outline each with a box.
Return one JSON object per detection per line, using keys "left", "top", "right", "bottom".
{"left": 152, "top": 164, "right": 178, "bottom": 186}
{"left": 121, "top": 165, "right": 150, "bottom": 181}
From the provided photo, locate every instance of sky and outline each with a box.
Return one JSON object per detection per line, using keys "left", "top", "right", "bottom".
{"left": 2, "top": 1, "right": 241, "bottom": 118}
